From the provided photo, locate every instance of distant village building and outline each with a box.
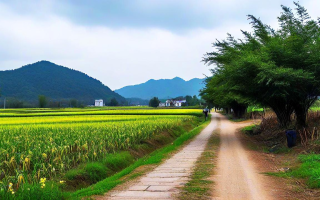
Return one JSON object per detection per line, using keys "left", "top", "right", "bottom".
{"left": 174, "top": 100, "right": 186, "bottom": 107}
{"left": 165, "top": 100, "right": 173, "bottom": 107}
{"left": 161, "top": 99, "right": 186, "bottom": 107}
{"left": 95, "top": 99, "right": 104, "bottom": 107}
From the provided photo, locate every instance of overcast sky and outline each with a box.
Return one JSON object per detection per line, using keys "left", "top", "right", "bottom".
{"left": 0, "top": 0, "right": 318, "bottom": 90}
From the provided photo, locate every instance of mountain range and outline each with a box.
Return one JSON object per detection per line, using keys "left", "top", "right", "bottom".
{"left": 115, "top": 77, "right": 205, "bottom": 100}
{"left": 0, "top": 61, "right": 125, "bottom": 104}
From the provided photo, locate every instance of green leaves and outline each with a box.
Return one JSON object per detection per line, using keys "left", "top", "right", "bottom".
{"left": 202, "top": 2, "right": 320, "bottom": 127}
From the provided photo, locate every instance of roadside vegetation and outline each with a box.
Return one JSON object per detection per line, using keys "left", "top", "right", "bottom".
{"left": 179, "top": 125, "right": 220, "bottom": 200}
{"left": 0, "top": 108, "right": 206, "bottom": 199}
{"left": 199, "top": 2, "right": 320, "bottom": 195}
{"left": 72, "top": 118, "right": 211, "bottom": 199}
{"left": 269, "top": 154, "right": 320, "bottom": 189}
{"left": 241, "top": 110, "right": 320, "bottom": 192}
{"left": 201, "top": 2, "right": 320, "bottom": 128}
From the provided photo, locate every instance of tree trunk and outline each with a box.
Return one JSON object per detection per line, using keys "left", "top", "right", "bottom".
{"left": 272, "top": 105, "right": 294, "bottom": 128}
{"left": 232, "top": 104, "right": 247, "bottom": 119}
{"left": 295, "top": 108, "right": 307, "bottom": 128}
{"left": 293, "top": 97, "right": 317, "bottom": 129}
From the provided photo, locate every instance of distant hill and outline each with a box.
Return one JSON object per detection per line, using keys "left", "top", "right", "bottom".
{"left": 0, "top": 61, "right": 125, "bottom": 104}
{"left": 115, "top": 77, "right": 205, "bottom": 100}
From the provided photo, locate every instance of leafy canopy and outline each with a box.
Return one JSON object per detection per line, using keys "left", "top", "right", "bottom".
{"left": 202, "top": 2, "right": 320, "bottom": 127}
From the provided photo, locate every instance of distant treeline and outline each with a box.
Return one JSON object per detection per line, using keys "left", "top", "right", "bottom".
{"left": 0, "top": 97, "right": 129, "bottom": 108}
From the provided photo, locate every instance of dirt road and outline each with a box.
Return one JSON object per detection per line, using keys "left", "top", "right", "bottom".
{"left": 98, "top": 113, "right": 275, "bottom": 200}
{"left": 213, "top": 114, "right": 274, "bottom": 200}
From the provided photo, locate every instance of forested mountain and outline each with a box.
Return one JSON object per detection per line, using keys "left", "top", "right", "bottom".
{"left": 115, "top": 77, "right": 205, "bottom": 100}
{"left": 0, "top": 61, "right": 125, "bottom": 105}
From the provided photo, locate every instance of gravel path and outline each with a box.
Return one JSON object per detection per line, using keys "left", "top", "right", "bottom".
{"left": 100, "top": 114, "right": 218, "bottom": 200}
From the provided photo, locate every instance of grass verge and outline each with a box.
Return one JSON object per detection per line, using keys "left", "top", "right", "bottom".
{"left": 241, "top": 123, "right": 320, "bottom": 190}
{"left": 67, "top": 118, "right": 212, "bottom": 199}
{"left": 178, "top": 124, "right": 220, "bottom": 200}
{"left": 267, "top": 154, "right": 320, "bottom": 189}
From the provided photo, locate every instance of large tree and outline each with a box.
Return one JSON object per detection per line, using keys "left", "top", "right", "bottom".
{"left": 200, "top": 70, "right": 248, "bottom": 118}
{"left": 203, "top": 3, "right": 320, "bottom": 128}
{"left": 109, "top": 98, "right": 119, "bottom": 106}
{"left": 38, "top": 95, "right": 47, "bottom": 108}
{"left": 149, "top": 97, "right": 160, "bottom": 108}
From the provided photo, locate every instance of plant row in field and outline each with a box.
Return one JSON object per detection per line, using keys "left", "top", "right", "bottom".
{"left": 0, "top": 113, "right": 200, "bottom": 198}
{"left": 0, "top": 108, "right": 203, "bottom": 117}
{"left": 0, "top": 115, "right": 189, "bottom": 126}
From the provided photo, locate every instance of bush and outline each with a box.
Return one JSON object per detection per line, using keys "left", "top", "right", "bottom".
{"left": 65, "top": 168, "right": 85, "bottom": 180}
{"left": 103, "top": 152, "right": 134, "bottom": 171}
{"left": 65, "top": 162, "right": 111, "bottom": 183}
{"left": 84, "top": 162, "right": 110, "bottom": 183}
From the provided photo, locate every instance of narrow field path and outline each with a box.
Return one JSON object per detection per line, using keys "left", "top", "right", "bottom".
{"left": 213, "top": 114, "right": 274, "bottom": 200}
{"left": 100, "top": 114, "right": 218, "bottom": 200}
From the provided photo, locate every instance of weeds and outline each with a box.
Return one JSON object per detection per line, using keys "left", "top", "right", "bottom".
{"left": 272, "top": 154, "right": 320, "bottom": 189}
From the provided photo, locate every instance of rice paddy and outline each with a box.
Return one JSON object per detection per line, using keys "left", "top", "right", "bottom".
{"left": 0, "top": 108, "right": 203, "bottom": 198}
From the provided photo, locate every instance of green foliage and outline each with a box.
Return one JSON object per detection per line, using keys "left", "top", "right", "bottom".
{"left": 38, "top": 95, "right": 47, "bottom": 108}
{"left": 5, "top": 97, "right": 24, "bottom": 108}
{"left": 84, "top": 162, "right": 110, "bottom": 183}
{"left": 70, "top": 99, "right": 78, "bottom": 108}
{"left": 70, "top": 119, "right": 210, "bottom": 198}
{"left": 185, "top": 95, "right": 201, "bottom": 106}
{"left": 65, "top": 168, "right": 85, "bottom": 181}
{"left": 179, "top": 131, "right": 218, "bottom": 200}
{"left": 109, "top": 97, "right": 119, "bottom": 106}
{"left": 126, "top": 98, "right": 149, "bottom": 106}
{"left": 247, "top": 106, "right": 264, "bottom": 113}
{"left": 0, "top": 181, "right": 64, "bottom": 200}
{"left": 0, "top": 108, "right": 202, "bottom": 198}
{"left": 202, "top": 3, "right": 320, "bottom": 127}
{"left": 149, "top": 97, "right": 160, "bottom": 107}
{"left": 102, "top": 152, "right": 134, "bottom": 171}
{"left": 277, "top": 154, "right": 320, "bottom": 188}
{"left": 241, "top": 124, "right": 258, "bottom": 132}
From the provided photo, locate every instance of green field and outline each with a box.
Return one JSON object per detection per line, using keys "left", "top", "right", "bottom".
{"left": 0, "top": 108, "right": 203, "bottom": 117}
{"left": 0, "top": 108, "right": 203, "bottom": 199}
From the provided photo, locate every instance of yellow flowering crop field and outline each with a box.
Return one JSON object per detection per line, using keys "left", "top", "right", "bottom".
{"left": 0, "top": 108, "right": 202, "bottom": 197}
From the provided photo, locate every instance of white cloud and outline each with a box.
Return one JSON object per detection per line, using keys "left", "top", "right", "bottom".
{"left": 0, "top": 3, "right": 251, "bottom": 90}
{"left": 0, "top": 0, "right": 317, "bottom": 90}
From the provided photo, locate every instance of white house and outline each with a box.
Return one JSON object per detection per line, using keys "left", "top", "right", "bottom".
{"left": 174, "top": 100, "right": 186, "bottom": 107}
{"left": 164, "top": 99, "right": 186, "bottom": 107}
{"left": 95, "top": 99, "right": 104, "bottom": 107}
{"left": 165, "top": 100, "right": 173, "bottom": 107}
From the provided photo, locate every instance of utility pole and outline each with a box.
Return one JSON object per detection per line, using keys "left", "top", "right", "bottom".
{"left": 4, "top": 97, "right": 6, "bottom": 109}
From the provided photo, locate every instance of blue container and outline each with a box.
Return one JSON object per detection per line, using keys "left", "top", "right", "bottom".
{"left": 285, "top": 130, "right": 297, "bottom": 148}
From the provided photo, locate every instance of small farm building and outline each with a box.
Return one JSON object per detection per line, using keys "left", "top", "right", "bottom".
{"left": 95, "top": 99, "right": 104, "bottom": 107}
{"left": 163, "top": 99, "right": 186, "bottom": 107}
